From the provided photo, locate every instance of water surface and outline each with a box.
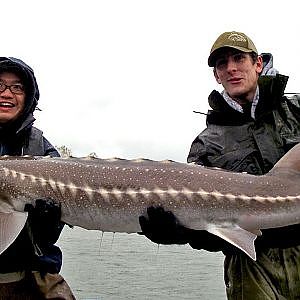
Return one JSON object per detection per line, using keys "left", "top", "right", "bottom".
{"left": 58, "top": 227, "right": 226, "bottom": 300}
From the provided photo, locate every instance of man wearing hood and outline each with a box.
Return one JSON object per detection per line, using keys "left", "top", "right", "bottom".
{"left": 0, "top": 57, "right": 75, "bottom": 299}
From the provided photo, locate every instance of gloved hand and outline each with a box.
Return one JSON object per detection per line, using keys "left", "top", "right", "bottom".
{"left": 24, "top": 198, "right": 64, "bottom": 247}
{"left": 139, "top": 206, "right": 229, "bottom": 252}
{"left": 139, "top": 206, "right": 191, "bottom": 244}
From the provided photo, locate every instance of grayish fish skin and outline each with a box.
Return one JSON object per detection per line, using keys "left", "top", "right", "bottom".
{"left": 1, "top": 144, "right": 300, "bottom": 260}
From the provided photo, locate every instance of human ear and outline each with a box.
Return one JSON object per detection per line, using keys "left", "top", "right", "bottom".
{"left": 256, "top": 55, "right": 263, "bottom": 73}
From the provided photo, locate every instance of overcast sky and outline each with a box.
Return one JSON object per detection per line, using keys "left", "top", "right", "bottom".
{"left": 3, "top": 0, "right": 300, "bottom": 162}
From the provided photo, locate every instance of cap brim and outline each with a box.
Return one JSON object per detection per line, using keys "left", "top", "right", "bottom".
{"left": 208, "top": 46, "right": 254, "bottom": 67}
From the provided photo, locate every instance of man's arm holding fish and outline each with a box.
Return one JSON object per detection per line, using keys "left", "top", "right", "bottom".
{"left": 24, "top": 198, "right": 64, "bottom": 275}
{"left": 139, "top": 206, "right": 229, "bottom": 252}
{"left": 23, "top": 136, "right": 66, "bottom": 275}
{"left": 139, "top": 206, "right": 300, "bottom": 253}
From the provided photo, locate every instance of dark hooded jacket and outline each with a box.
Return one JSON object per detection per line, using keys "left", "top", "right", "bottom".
{"left": 0, "top": 57, "right": 62, "bottom": 274}
{"left": 187, "top": 74, "right": 300, "bottom": 249}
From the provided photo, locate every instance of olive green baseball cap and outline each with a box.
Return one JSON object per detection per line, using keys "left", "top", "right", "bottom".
{"left": 208, "top": 31, "right": 258, "bottom": 67}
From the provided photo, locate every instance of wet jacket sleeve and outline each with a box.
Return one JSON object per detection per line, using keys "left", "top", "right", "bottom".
{"left": 43, "top": 137, "right": 60, "bottom": 157}
{"left": 255, "top": 224, "right": 300, "bottom": 249}
{"left": 190, "top": 225, "right": 300, "bottom": 254}
{"left": 187, "top": 133, "right": 208, "bottom": 166}
{"left": 25, "top": 199, "right": 64, "bottom": 274}
{"left": 188, "top": 230, "right": 233, "bottom": 252}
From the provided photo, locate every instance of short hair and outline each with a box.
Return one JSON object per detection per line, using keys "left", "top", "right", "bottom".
{"left": 249, "top": 52, "right": 258, "bottom": 64}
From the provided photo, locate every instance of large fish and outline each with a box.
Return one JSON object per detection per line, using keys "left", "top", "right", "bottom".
{"left": 1, "top": 143, "right": 300, "bottom": 260}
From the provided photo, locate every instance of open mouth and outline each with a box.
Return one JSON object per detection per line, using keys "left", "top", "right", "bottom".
{"left": 0, "top": 102, "right": 15, "bottom": 108}
{"left": 229, "top": 78, "right": 242, "bottom": 83}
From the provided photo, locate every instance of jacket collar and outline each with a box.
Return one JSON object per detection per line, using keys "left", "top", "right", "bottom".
{"left": 0, "top": 113, "right": 35, "bottom": 140}
{"left": 255, "top": 74, "right": 288, "bottom": 118}
{"left": 206, "top": 74, "right": 289, "bottom": 125}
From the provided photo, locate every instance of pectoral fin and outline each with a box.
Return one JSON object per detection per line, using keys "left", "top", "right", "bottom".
{"left": 0, "top": 212, "right": 28, "bottom": 255}
{"left": 207, "top": 224, "right": 258, "bottom": 260}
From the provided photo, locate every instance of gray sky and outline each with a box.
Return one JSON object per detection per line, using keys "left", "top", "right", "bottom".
{"left": 3, "top": 0, "right": 300, "bottom": 162}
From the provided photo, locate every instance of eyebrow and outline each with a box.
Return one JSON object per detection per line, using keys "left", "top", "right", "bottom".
{"left": 0, "top": 79, "right": 23, "bottom": 84}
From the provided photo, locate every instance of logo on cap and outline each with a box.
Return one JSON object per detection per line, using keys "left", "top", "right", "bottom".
{"left": 227, "top": 33, "right": 247, "bottom": 42}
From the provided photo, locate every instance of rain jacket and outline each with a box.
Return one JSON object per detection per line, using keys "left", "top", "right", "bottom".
{"left": 0, "top": 57, "right": 63, "bottom": 275}
{"left": 187, "top": 74, "right": 300, "bottom": 299}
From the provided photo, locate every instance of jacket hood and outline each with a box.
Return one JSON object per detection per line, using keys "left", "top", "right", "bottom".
{"left": 0, "top": 57, "right": 40, "bottom": 134}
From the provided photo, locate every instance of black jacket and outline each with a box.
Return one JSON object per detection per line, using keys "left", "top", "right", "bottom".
{"left": 0, "top": 57, "right": 63, "bottom": 273}
{"left": 188, "top": 74, "right": 300, "bottom": 174}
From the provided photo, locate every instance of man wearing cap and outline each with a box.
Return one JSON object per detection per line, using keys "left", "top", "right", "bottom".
{"left": 0, "top": 57, "right": 75, "bottom": 299}
{"left": 139, "top": 32, "right": 300, "bottom": 299}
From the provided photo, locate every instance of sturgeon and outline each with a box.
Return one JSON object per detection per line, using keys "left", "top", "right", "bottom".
{"left": 1, "top": 143, "right": 300, "bottom": 260}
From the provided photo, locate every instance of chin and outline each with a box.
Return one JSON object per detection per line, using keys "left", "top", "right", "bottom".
{"left": 0, "top": 114, "right": 18, "bottom": 124}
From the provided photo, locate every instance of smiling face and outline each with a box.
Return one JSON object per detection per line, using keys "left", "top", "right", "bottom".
{"left": 213, "top": 49, "right": 263, "bottom": 104}
{"left": 0, "top": 72, "right": 26, "bottom": 124}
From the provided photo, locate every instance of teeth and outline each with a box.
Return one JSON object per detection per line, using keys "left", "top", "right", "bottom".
{"left": 0, "top": 102, "right": 14, "bottom": 107}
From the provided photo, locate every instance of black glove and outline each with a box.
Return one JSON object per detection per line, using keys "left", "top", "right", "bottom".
{"left": 24, "top": 198, "right": 64, "bottom": 247}
{"left": 139, "top": 206, "right": 229, "bottom": 252}
{"left": 139, "top": 206, "right": 191, "bottom": 244}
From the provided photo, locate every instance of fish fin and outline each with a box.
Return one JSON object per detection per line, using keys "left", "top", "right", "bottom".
{"left": 207, "top": 224, "right": 257, "bottom": 260}
{"left": 0, "top": 212, "right": 28, "bottom": 255}
{"left": 248, "top": 229, "right": 262, "bottom": 236}
{"left": 268, "top": 143, "right": 300, "bottom": 177}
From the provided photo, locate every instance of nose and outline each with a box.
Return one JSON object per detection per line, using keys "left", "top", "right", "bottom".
{"left": 226, "top": 57, "right": 238, "bottom": 72}
{"left": 0, "top": 87, "right": 14, "bottom": 97}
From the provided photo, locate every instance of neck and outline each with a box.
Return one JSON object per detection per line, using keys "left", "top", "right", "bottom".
{"left": 233, "top": 96, "right": 252, "bottom": 105}
{"left": 230, "top": 87, "right": 258, "bottom": 105}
